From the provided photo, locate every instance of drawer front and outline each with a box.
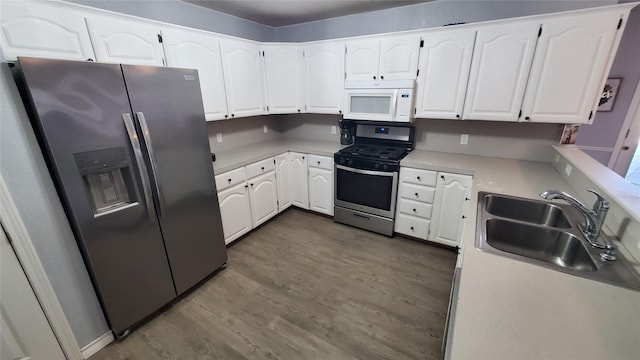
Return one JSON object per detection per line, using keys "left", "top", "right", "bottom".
{"left": 401, "top": 167, "right": 437, "bottom": 187}
{"left": 215, "top": 167, "right": 246, "bottom": 191}
{"left": 308, "top": 154, "right": 333, "bottom": 170}
{"left": 397, "top": 198, "right": 433, "bottom": 219}
{"left": 246, "top": 157, "right": 275, "bottom": 179}
{"left": 399, "top": 183, "right": 436, "bottom": 204}
{"left": 395, "top": 213, "right": 430, "bottom": 240}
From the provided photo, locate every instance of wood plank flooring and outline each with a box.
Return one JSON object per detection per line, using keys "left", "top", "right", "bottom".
{"left": 90, "top": 209, "right": 457, "bottom": 360}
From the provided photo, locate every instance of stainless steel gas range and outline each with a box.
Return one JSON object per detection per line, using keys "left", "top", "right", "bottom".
{"left": 334, "top": 122, "right": 415, "bottom": 236}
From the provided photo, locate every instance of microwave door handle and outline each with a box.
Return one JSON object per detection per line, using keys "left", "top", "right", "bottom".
{"left": 135, "top": 112, "right": 166, "bottom": 219}
{"left": 122, "top": 113, "right": 155, "bottom": 222}
{"left": 391, "top": 90, "right": 398, "bottom": 119}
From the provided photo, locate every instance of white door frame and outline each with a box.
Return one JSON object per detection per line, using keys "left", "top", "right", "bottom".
{"left": 0, "top": 175, "right": 83, "bottom": 360}
{"left": 609, "top": 79, "right": 640, "bottom": 175}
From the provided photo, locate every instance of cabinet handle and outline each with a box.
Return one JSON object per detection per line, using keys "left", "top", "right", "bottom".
{"left": 244, "top": 184, "right": 248, "bottom": 189}
{"left": 339, "top": 110, "right": 342, "bottom": 114}
{"left": 417, "top": 176, "right": 421, "bottom": 180}
{"left": 317, "top": 161, "right": 321, "bottom": 165}
{"left": 525, "top": 116, "right": 530, "bottom": 120}
{"left": 224, "top": 114, "right": 228, "bottom": 118}
{"left": 465, "top": 197, "right": 470, "bottom": 201}
{"left": 302, "top": 156, "right": 305, "bottom": 160}
{"left": 231, "top": 114, "right": 235, "bottom": 117}
{"left": 298, "top": 109, "right": 301, "bottom": 113}
{"left": 412, "top": 208, "right": 416, "bottom": 212}
{"left": 410, "top": 226, "right": 414, "bottom": 231}
{"left": 227, "top": 178, "right": 232, "bottom": 183}
{"left": 440, "top": 175, "right": 445, "bottom": 180}
{"left": 261, "top": 166, "right": 264, "bottom": 171}
{"left": 456, "top": 114, "right": 460, "bottom": 118}
{"left": 414, "top": 192, "right": 419, "bottom": 197}
{"left": 373, "top": 76, "right": 377, "bottom": 80}
{"left": 462, "top": 215, "right": 467, "bottom": 219}
{"left": 380, "top": 75, "right": 384, "bottom": 80}
{"left": 250, "top": 183, "right": 253, "bottom": 187}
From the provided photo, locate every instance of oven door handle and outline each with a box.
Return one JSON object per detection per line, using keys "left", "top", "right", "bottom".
{"left": 336, "top": 165, "right": 396, "bottom": 177}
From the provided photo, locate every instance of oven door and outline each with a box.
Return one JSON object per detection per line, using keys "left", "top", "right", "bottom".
{"left": 335, "top": 164, "right": 398, "bottom": 218}
{"left": 343, "top": 89, "right": 397, "bottom": 121}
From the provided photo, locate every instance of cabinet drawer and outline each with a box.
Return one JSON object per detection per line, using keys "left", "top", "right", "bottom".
{"left": 395, "top": 213, "right": 430, "bottom": 240}
{"left": 397, "top": 198, "right": 433, "bottom": 219}
{"left": 215, "top": 167, "right": 246, "bottom": 191}
{"left": 399, "top": 183, "right": 436, "bottom": 203}
{"left": 246, "top": 157, "right": 275, "bottom": 179}
{"left": 308, "top": 154, "right": 333, "bottom": 170}
{"left": 400, "top": 167, "right": 437, "bottom": 186}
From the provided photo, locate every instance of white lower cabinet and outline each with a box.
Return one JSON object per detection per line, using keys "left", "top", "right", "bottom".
{"left": 248, "top": 171, "right": 279, "bottom": 227}
{"left": 308, "top": 155, "right": 334, "bottom": 216}
{"left": 290, "top": 152, "right": 309, "bottom": 209}
{"left": 217, "top": 182, "right": 252, "bottom": 245}
{"left": 395, "top": 167, "right": 472, "bottom": 247}
{"left": 275, "top": 153, "right": 292, "bottom": 212}
{"left": 429, "top": 172, "right": 473, "bottom": 247}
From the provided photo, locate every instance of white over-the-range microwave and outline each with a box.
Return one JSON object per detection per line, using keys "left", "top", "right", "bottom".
{"left": 343, "top": 80, "right": 415, "bottom": 122}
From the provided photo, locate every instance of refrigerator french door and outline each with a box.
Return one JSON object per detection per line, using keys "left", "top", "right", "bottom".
{"left": 14, "top": 57, "right": 227, "bottom": 336}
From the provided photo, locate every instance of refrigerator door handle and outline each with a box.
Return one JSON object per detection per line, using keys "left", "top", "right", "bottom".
{"left": 122, "top": 113, "right": 155, "bottom": 222}
{"left": 135, "top": 112, "right": 166, "bottom": 218}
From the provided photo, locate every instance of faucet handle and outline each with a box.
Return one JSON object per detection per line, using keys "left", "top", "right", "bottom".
{"left": 587, "top": 189, "right": 609, "bottom": 212}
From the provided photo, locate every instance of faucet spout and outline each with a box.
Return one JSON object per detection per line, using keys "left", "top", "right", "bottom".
{"left": 539, "top": 189, "right": 609, "bottom": 249}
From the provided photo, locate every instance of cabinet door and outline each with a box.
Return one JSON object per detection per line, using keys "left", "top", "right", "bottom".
{"left": 430, "top": 173, "right": 472, "bottom": 247}
{"left": 379, "top": 34, "right": 421, "bottom": 80}
{"left": 248, "top": 171, "right": 278, "bottom": 227}
{"left": 220, "top": 39, "right": 266, "bottom": 118}
{"left": 218, "top": 182, "right": 252, "bottom": 245}
{"left": 521, "top": 11, "right": 622, "bottom": 124}
{"left": 309, "top": 166, "right": 334, "bottom": 216}
{"left": 263, "top": 44, "right": 304, "bottom": 114}
{"left": 463, "top": 22, "right": 539, "bottom": 121}
{"left": 162, "top": 28, "right": 228, "bottom": 121}
{"left": 304, "top": 42, "right": 345, "bottom": 114}
{"left": 86, "top": 15, "right": 165, "bottom": 66}
{"left": 290, "top": 152, "right": 309, "bottom": 209}
{"left": 275, "top": 153, "right": 292, "bottom": 212}
{"left": 345, "top": 39, "right": 380, "bottom": 81}
{"left": 415, "top": 30, "right": 475, "bottom": 120}
{"left": 0, "top": 1, "right": 95, "bottom": 61}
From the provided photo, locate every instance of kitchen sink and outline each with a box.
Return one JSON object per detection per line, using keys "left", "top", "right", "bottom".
{"left": 485, "top": 219, "right": 597, "bottom": 271}
{"left": 484, "top": 194, "right": 571, "bottom": 228}
{"left": 476, "top": 192, "right": 640, "bottom": 291}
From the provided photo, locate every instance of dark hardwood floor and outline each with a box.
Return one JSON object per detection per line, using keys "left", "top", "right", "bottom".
{"left": 91, "top": 209, "right": 457, "bottom": 360}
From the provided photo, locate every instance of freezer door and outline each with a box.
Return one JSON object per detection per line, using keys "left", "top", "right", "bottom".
{"left": 15, "top": 58, "right": 177, "bottom": 334}
{"left": 122, "top": 65, "right": 227, "bottom": 294}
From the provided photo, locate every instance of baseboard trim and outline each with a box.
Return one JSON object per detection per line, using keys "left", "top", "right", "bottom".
{"left": 81, "top": 331, "right": 114, "bottom": 359}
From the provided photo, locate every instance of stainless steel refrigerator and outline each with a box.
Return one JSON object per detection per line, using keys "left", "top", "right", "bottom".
{"left": 13, "top": 57, "right": 227, "bottom": 337}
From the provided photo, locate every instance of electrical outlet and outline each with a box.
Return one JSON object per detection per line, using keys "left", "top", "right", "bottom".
{"left": 263, "top": 125, "right": 268, "bottom": 133}
{"left": 216, "top": 133, "right": 223, "bottom": 143}
{"left": 564, "top": 163, "right": 572, "bottom": 176}
{"left": 331, "top": 125, "right": 337, "bottom": 135}
{"left": 554, "top": 154, "right": 561, "bottom": 163}
{"left": 460, "top": 134, "right": 469, "bottom": 145}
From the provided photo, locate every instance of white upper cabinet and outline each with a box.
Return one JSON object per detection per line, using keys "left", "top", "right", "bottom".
{"left": 345, "top": 35, "right": 421, "bottom": 81}
{"left": 0, "top": 1, "right": 95, "bottom": 61}
{"left": 262, "top": 44, "right": 304, "bottom": 114}
{"left": 345, "top": 39, "right": 380, "bottom": 81}
{"left": 415, "top": 30, "right": 476, "bottom": 120}
{"left": 85, "top": 15, "right": 165, "bottom": 66}
{"left": 379, "top": 34, "right": 422, "bottom": 80}
{"left": 304, "top": 42, "right": 345, "bottom": 114}
{"left": 220, "top": 39, "right": 266, "bottom": 118}
{"left": 463, "top": 22, "right": 539, "bottom": 121}
{"left": 161, "top": 28, "right": 228, "bottom": 121}
{"left": 521, "top": 11, "right": 623, "bottom": 124}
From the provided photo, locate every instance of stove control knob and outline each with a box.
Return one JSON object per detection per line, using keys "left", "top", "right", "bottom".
{"left": 338, "top": 157, "right": 344, "bottom": 164}
{"left": 374, "top": 163, "right": 380, "bottom": 169}
{"left": 348, "top": 159, "right": 353, "bottom": 166}
{"left": 383, "top": 164, "right": 389, "bottom": 170}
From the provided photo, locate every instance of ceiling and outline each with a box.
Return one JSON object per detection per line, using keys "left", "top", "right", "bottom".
{"left": 183, "top": 0, "right": 434, "bottom": 27}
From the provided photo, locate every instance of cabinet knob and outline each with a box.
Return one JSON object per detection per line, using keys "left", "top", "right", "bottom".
{"left": 298, "top": 109, "right": 301, "bottom": 113}
{"left": 415, "top": 192, "right": 419, "bottom": 197}
{"left": 373, "top": 76, "right": 377, "bottom": 80}
{"left": 456, "top": 114, "right": 460, "bottom": 118}
{"left": 440, "top": 175, "right": 445, "bottom": 179}
{"left": 462, "top": 215, "right": 467, "bottom": 219}
{"left": 261, "top": 166, "right": 264, "bottom": 171}
{"left": 224, "top": 114, "right": 228, "bottom": 118}
{"left": 410, "top": 226, "right": 414, "bottom": 231}
{"left": 465, "top": 197, "right": 470, "bottom": 201}
{"left": 380, "top": 75, "right": 384, "bottom": 80}
{"left": 317, "top": 161, "right": 321, "bottom": 165}
{"left": 231, "top": 114, "right": 235, "bottom": 117}
{"left": 302, "top": 156, "right": 305, "bottom": 160}
{"left": 244, "top": 184, "right": 248, "bottom": 188}
{"left": 339, "top": 110, "right": 342, "bottom": 114}
{"left": 87, "top": 58, "right": 94, "bottom": 62}
{"left": 412, "top": 208, "right": 416, "bottom": 212}
{"left": 525, "top": 116, "right": 530, "bottom": 120}
{"left": 250, "top": 183, "right": 253, "bottom": 187}
{"left": 227, "top": 178, "right": 232, "bottom": 183}
{"left": 417, "top": 176, "right": 421, "bottom": 180}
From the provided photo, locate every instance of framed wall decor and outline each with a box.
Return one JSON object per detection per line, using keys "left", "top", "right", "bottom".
{"left": 599, "top": 78, "right": 622, "bottom": 112}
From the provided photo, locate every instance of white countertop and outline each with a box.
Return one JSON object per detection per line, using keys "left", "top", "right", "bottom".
{"left": 402, "top": 150, "right": 640, "bottom": 360}
{"left": 214, "top": 141, "right": 640, "bottom": 359}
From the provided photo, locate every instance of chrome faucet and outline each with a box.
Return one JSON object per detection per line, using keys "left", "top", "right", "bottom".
{"left": 539, "top": 189, "right": 611, "bottom": 250}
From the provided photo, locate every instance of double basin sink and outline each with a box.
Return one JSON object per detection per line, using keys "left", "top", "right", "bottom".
{"left": 476, "top": 192, "right": 640, "bottom": 291}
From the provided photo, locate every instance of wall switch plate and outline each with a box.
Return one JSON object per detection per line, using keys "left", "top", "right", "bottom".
{"left": 216, "top": 133, "right": 223, "bottom": 143}
{"left": 331, "top": 125, "right": 337, "bottom": 134}
{"left": 460, "top": 134, "right": 469, "bottom": 145}
{"left": 565, "top": 163, "right": 572, "bottom": 176}
{"left": 263, "top": 125, "right": 268, "bottom": 133}
{"left": 554, "top": 154, "right": 561, "bottom": 163}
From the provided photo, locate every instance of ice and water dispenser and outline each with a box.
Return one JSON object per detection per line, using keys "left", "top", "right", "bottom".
{"left": 74, "top": 147, "right": 137, "bottom": 216}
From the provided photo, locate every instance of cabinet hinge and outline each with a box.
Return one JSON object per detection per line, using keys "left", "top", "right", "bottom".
{"left": 617, "top": 18, "right": 623, "bottom": 30}
{"left": 267, "top": 105, "right": 270, "bottom": 111}
{"left": 344, "top": 72, "right": 347, "bottom": 79}
{"left": 589, "top": 111, "right": 593, "bottom": 120}
{"left": 157, "top": 34, "right": 163, "bottom": 43}
{"left": 262, "top": 51, "right": 265, "bottom": 57}
{"left": 414, "top": 108, "right": 417, "bottom": 115}
{"left": 416, "top": 69, "right": 419, "bottom": 77}
{"left": 302, "top": 50, "right": 305, "bottom": 58}
{"left": 538, "top": 27, "right": 542, "bottom": 37}
{"left": 518, "top": 109, "right": 522, "bottom": 118}
{"left": 344, "top": 46, "right": 347, "bottom": 54}
{"left": 419, "top": 39, "right": 424, "bottom": 48}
